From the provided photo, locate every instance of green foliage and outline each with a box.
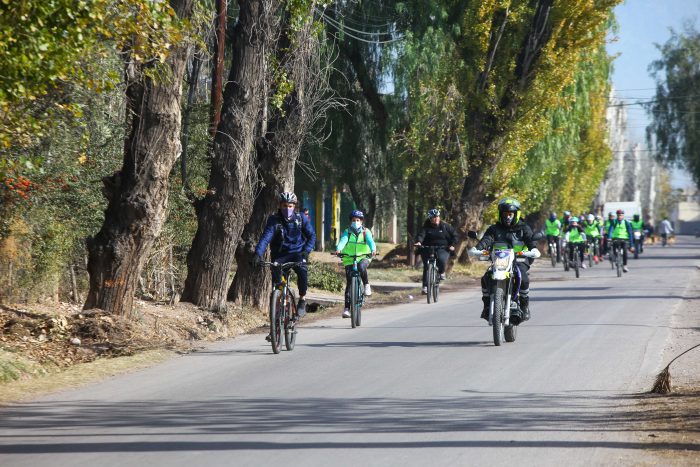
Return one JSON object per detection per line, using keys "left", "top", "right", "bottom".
{"left": 647, "top": 23, "right": 700, "bottom": 186}
{"left": 0, "top": 0, "right": 188, "bottom": 153}
{"left": 307, "top": 261, "right": 344, "bottom": 293}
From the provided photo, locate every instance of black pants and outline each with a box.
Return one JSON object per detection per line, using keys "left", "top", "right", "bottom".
{"left": 421, "top": 249, "right": 449, "bottom": 286}
{"left": 481, "top": 262, "right": 530, "bottom": 302}
{"left": 271, "top": 253, "right": 308, "bottom": 296}
{"left": 344, "top": 259, "right": 369, "bottom": 307}
{"left": 611, "top": 239, "right": 628, "bottom": 266}
{"left": 568, "top": 242, "right": 585, "bottom": 262}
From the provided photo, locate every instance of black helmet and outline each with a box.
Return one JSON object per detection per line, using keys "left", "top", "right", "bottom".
{"left": 498, "top": 198, "right": 521, "bottom": 226}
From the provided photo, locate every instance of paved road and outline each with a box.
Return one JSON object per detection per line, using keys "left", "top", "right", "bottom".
{"left": 1, "top": 238, "right": 699, "bottom": 466}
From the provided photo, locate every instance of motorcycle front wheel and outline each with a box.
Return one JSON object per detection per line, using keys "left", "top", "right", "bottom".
{"left": 492, "top": 287, "right": 505, "bottom": 346}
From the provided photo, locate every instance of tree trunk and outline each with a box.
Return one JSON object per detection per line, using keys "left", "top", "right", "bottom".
{"left": 229, "top": 10, "right": 324, "bottom": 307}
{"left": 181, "top": 0, "right": 281, "bottom": 313}
{"left": 84, "top": 0, "right": 195, "bottom": 316}
{"left": 209, "top": 0, "right": 227, "bottom": 136}
{"left": 407, "top": 178, "right": 416, "bottom": 266}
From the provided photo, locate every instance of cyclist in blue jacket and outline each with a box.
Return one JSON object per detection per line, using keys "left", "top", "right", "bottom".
{"left": 253, "top": 192, "right": 316, "bottom": 317}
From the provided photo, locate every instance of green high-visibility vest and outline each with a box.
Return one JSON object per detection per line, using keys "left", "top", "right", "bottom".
{"left": 341, "top": 229, "right": 372, "bottom": 266}
{"left": 583, "top": 222, "right": 600, "bottom": 238}
{"left": 631, "top": 219, "right": 643, "bottom": 231}
{"left": 568, "top": 228, "right": 585, "bottom": 243}
{"left": 611, "top": 220, "right": 629, "bottom": 240}
{"left": 545, "top": 219, "right": 561, "bottom": 236}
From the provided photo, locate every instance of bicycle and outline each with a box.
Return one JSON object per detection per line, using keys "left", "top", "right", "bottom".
{"left": 336, "top": 253, "right": 373, "bottom": 328}
{"left": 568, "top": 242, "right": 582, "bottom": 278}
{"left": 586, "top": 238, "right": 600, "bottom": 268}
{"left": 419, "top": 246, "right": 445, "bottom": 304}
{"left": 611, "top": 240, "right": 625, "bottom": 277}
{"left": 261, "top": 260, "right": 303, "bottom": 354}
{"left": 547, "top": 236, "right": 559, "bottom": 268}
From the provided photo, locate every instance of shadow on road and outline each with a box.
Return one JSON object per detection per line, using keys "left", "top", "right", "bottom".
{"left": 1, "top": 392, "right": 698, "bottom": 453}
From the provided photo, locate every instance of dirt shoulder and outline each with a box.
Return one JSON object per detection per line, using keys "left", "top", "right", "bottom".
{"left": 628, "top": 266, "right": 700, "bottom": 464}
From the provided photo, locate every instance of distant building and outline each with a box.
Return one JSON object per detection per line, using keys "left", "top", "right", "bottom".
{"left": 672, "top": 187, "right": 700, "bottom": 235}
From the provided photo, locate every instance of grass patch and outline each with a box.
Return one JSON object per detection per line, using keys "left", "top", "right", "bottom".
{"left": 0, "top": 349, "right": 173, "bottom": 403}
{"left": 0, "top": 349, "right": 49, "bottom": 383}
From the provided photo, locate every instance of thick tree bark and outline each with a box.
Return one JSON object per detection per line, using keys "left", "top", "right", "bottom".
{"left": 181, "top": 0, "right": 281, "bottom": 313}
{"left": 229, "top": 12, "right": 324, "bottom": 307}
{"left": 84, "top": 0, "right": 195, "bottom": 316}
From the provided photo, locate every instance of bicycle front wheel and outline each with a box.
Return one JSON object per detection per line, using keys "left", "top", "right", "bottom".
{"left": 284, "top": 293, "right": 296, "bottom": 351}
{"left": 433, "top": 271, "right": 440, "bottom": 303}
{"left": 355, "top": 278, "right": 363, "bottom": 327}
{"left": 269, "top": 289, "right": 283, "bottom": 354}
{"left": 426, "top": 264, "right": 434, "bottom": 304}
{"left": 350, "top": 276, "right": 358, "bottom": 328}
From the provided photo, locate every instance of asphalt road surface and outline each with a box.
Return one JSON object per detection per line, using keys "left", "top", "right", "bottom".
{"left": 1, "top": 237, "right": 699, "bottom": 467}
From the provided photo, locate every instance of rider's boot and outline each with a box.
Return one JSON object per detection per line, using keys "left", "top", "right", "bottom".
{"left": 519, "top": 295, "right": 530, "bottom": 322}
{"left": 296, "top": 299, "right": 307, "bottom": 318}
{"left": 481, "top": 295, "right": 489, "bottom": 321}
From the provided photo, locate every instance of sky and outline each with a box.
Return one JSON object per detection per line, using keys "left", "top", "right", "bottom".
{"left": 607, "top": 0, "right": 699, "bottom": 189}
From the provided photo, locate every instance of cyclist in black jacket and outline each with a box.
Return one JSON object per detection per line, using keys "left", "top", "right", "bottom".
{"left": 414, "top": 208, "right": 456, "bottom": 294}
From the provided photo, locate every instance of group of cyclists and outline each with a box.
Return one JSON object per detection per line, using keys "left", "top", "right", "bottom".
{"left": 545, "top": 209, "right": 658, "bottom": 273}
{"left": 253, "top": 191, "right": 667, "bottom": 340}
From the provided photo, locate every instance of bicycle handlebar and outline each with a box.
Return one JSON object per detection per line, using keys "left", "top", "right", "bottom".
{"left": 260, "top": 260, "right": 305, "bottom": 270}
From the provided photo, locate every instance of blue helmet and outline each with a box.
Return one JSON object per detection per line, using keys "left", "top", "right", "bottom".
{"left": 428, "top": 208, "right": 441, "bottom": 218}
{"left": 350, "top": 210, "right": 364, "bottom": 220}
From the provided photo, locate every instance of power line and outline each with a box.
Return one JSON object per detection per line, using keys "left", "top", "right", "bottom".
{"left": 319, "top": 12, "right": 405, "bottom": 44}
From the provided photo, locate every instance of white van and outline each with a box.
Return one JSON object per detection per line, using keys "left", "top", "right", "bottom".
{"left": 603, "top": 202, "right": 641, "bottom": 220}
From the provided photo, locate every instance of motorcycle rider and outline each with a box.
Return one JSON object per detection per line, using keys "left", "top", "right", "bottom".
{"left": 545, "top": 211, "right": 562, "bottom": 262}
{"left": 253, "top": 192, "right": 316, "bottom": 323}
{"left": 414, "top": 208, "right": 456, "bottom": 294}
{"left": 630, "top": 214, "right": 646, "bottom": 253}
{"left": 607, "top": 208, "right": 634, "bottom": 272}
{"left": 583, "top": 213, "right": 601, "bottom": 263}
{"left": 566, "top": 217, "right": 587, "bottom": 268}
{"left": 471, "top": 198, "right": 541, "bottom": 323}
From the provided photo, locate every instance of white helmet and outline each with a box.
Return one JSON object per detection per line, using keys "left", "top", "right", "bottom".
{"left": 278, "top": 192, "right": 298, "bottom": 204}
{"left": 586, "top": 213, "right": 595, "bottom": 222}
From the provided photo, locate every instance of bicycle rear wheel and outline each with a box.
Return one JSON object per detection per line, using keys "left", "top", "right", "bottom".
{"left": 269, "top": 290, "right": 283, "bottom": 354}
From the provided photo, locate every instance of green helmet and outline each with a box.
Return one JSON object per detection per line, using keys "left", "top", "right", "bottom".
{"left": 498, "top": 198, "right": 521, "bottom": 226}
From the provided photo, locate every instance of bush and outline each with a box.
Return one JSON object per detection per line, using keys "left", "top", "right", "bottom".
{"left": 307, "top": 262, "right": 344, "bottom": 293}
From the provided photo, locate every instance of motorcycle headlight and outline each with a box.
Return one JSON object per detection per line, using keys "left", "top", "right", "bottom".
{"left": 494, "top": 256, "right": 510, "bottom": 270}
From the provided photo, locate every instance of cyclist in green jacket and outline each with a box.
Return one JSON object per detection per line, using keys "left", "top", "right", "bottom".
{"left": 602, "top": 211, "right": 615, "bottom": 256}
{"left": 565, "top": 217, "right": 587, "bottom": 268}
{"left": 545, "top": 212, "right": 562, "bottom": 263}
{"left": 631, "top": 214, "right": 645, "bottom": 253}
{"left": 335, "top": 210, "right": 377, "bottom": 318}
{"left": 583, "top": 213, "right": 601, "bottom": 263}
{"left": 607, "top": 209, "right": 634, "bottom": 273}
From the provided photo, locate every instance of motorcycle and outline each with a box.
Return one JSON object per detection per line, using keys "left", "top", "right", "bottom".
{"left": 468, "top": 233, "right": 540, "bottom": 346}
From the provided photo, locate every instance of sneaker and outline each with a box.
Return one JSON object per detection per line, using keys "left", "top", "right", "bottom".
{"left": 581, "top": 263, "right": 587, "bottom": 269}
{"left": 593, "top": 255, "right": 599, "bottom": 263}
{"left": 480, "top": 308, "right": 489, "bottom": 321}
{"left": 521, "top": 308, "right": 531, "bottom": 322}
{"left": 623, "top": 266, "right": 629, "bottom": 273}
{"left": 421, "top": 286, "right": 428, "bottom": 295}
{"left": 265, "top": 333, "right": 272, "bottom": 342}
{"left": 297, "top": 299, "right": 307, "bottom": 318}
{"left": 342, "top": 308, "right": 351, "bottom": 318}
{"left": 439, "top": 273, "right": 446, "bottom": 281}
{"left": 364, "top": 284, "right": 372, "bottom": 296}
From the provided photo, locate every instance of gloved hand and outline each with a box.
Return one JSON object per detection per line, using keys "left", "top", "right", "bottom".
{"left": 301, "top": 251, "right": 309, "bottom": 262}
{"left": 251, "top": 254, "right": 262, "bottom": 267}
{"left": 530, "top": 248, "right": 541, "bottom": 259}
{"left": 468, "top": 247, "right": 482, "bottom": 257}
